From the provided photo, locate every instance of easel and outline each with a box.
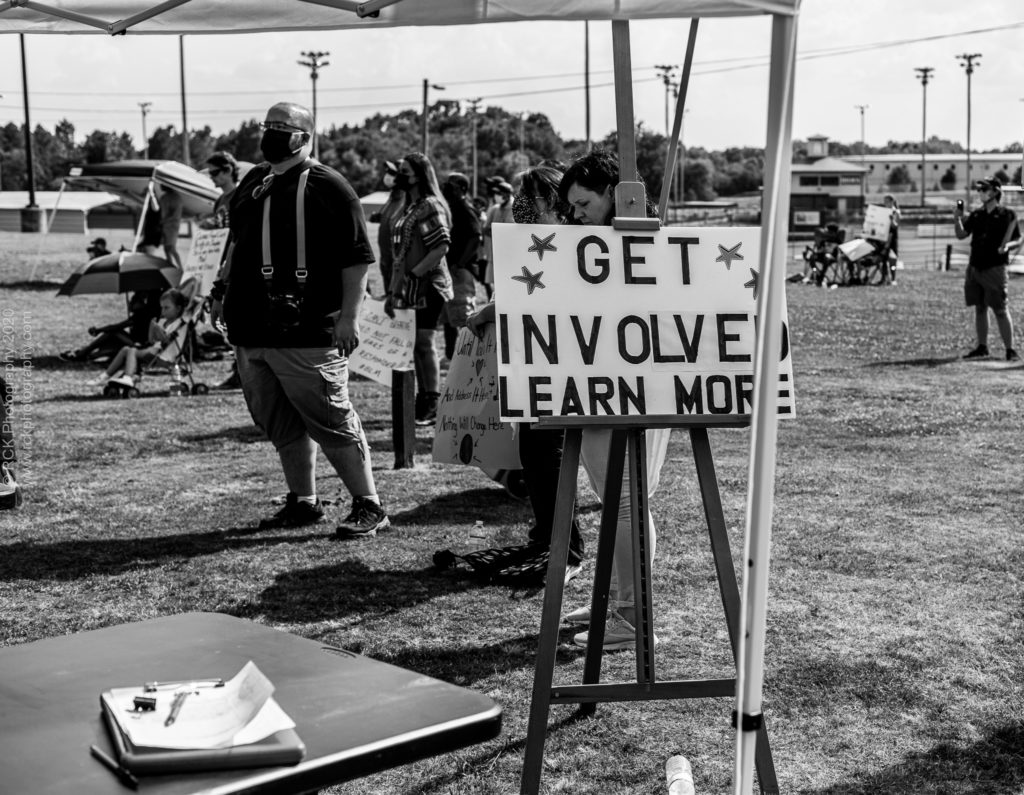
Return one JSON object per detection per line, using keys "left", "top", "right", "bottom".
{"left": 519, "top": 417, "right": 779, "bottom": 794}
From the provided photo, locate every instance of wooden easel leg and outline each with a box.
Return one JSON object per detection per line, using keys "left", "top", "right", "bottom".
{"left": 579, "top": 429, "right": 628, "bottom": 715}
{"left": 626, "top": 429, "right": 656, "bottom": 683}
{"left": 689, "top": 428, "right": 779, "bottom": 794}
{"left": 521, "top": 429, "right": 582, "bottom": 795}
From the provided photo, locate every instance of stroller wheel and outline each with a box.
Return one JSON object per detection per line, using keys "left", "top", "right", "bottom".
{"left": 102, "top": 384, "right": 119, "bottom": 399}
{"left": 191, "top": 383, "right": 209, "bottom": 396}
{"left": 126, "top": 387, "right": 141, "bottom": 399}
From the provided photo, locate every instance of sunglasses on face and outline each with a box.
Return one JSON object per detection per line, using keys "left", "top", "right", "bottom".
{"left": 208, "top": 168, "right": 225, "bottom": 177}
{"left": 259, "top": 121, "right": 306, "bottom": 134}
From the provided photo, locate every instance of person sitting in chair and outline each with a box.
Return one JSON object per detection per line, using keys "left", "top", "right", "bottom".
{"left": 60, "top": 289, "right": 162, "bottom": 362}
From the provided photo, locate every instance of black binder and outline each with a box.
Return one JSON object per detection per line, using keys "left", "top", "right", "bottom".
{"left": 100, "top": 693, "right": 306, "bottom": 775}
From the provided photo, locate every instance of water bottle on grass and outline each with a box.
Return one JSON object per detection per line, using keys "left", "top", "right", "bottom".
{"left": 468, "top": 521, "right": 490, "bottom": 551}
{"left": 665, "top": 755, "right": 695, "bottom": 795}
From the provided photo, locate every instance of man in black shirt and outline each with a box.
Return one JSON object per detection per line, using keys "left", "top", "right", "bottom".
{"left": 219, "top": 101, "right": 389, "bottom": 538}
{"left": 441, "top": 172, "right": 482, "bottom": 359}
{"left": 956, "top": 178, "right": 1021, "bottom": 361}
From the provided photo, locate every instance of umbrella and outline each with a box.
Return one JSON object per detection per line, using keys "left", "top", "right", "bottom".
{"left": 57, "top": 252, "right": 182, "bottom": 297}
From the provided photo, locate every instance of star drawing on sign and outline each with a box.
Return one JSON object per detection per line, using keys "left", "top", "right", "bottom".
{"left": 715, "top": 242, "right": 744, "bottom": 270}
{"left": 527, "top": 232, "right": 558, "bottom": 260}
{"left": 511, "top": 266, "right": 545, "bottom": 295}
{"left": 744, "top": 268, "right": 760, "bottom": 299}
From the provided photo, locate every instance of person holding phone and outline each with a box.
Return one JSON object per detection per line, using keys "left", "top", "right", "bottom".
{"left": 955, "top": 178, "right": 1021, "bottom": 362}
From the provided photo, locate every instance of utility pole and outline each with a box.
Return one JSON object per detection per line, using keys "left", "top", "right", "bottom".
{"left": 19, "top": 34, "right": 39, "bottom": 231}
{"left": 138, "top": 101, "right": 152, "bottom": 159}
{"left": 421, "top": 79, "right": 444, "bottom": 156}
{"left": 655, "top": 65, "right": 678, "bottom": 207}
{"left": 957, "top": 53, "right": 981, "bottom": 206}
{"left": 854, "top": 104, "right": 867, "bottom": 207}
{"left": 298, "top": 50, "right": 330, "bottom": 160}
{"left": 467, "top": 98, "right": 482, "bottom": 196}
{"left": 914, "top": 67, "right": 934, "bottom": 209}
{"left": 584, "top": 21, "right": 591, "bottom": 151}
{"left": 179, "top": 35, "right": 190, "bottom": 166}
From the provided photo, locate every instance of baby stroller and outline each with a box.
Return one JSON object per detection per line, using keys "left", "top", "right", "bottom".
{"left": 799, "top": 224, "right": 846, "bottom": 286}
{"left": 103, "top": 289, "right": 211, "bottom": 399}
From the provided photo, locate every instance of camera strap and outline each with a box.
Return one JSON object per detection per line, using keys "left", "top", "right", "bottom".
{"left": 260, "top": 164, "right": 313, "bottom": 295}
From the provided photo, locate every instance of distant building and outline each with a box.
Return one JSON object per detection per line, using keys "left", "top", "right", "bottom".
{"left": 849, "top": 152, "right": 1021, "bottom": 195}
{"left": 789, "top": 136, "right": 866, "bottom": 230}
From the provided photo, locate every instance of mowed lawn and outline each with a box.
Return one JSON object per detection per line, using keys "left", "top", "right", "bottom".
{"left": 0, "top": 229, "right": 1022, "bottom": 794}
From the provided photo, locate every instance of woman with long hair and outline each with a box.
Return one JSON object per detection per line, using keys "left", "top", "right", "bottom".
{"left": 387, "top": 152, "right": 454, "bottom": 425}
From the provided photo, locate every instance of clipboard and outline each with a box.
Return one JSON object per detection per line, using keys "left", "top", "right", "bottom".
{"left": 100, "top": 694, "right": 306, "bottom": 775}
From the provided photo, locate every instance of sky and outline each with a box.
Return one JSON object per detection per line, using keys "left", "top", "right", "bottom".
{"left": 1, "top": 0, "right": 1024, "bottom": 155}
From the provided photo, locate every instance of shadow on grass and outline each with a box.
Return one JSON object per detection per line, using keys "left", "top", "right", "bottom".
{"left": 806, "top": 721, "right": 1024, "bottom": 794}
{"left": 0, "top": 280, "right": 63, "bottom": 291}
{"left": 390, "top": 486, "right": 530, "bottom": 525}
{"left": 863, "top": 356, "right": 961, "bottom": 368}
{"left": 0, "top": 526, "right": 327, "bottom": 582}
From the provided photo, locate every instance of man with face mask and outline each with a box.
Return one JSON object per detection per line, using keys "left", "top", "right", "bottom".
{"left": 219, "top": 101, "right": 390, "bottom": 539}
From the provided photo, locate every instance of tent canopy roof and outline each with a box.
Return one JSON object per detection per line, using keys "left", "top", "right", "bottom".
{"left": 0, "top": 0, "right": 797, "bottom": 35}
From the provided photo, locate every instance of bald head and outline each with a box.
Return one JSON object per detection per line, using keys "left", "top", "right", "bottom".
{"left": 265, "top": 102, "right": 314, "bottom": 133}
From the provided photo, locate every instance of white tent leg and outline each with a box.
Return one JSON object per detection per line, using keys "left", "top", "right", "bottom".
{"left": 734, "top": 6, "right": 799, "bottom": 795}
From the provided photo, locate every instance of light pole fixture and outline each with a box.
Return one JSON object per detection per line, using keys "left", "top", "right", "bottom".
{"left": 854, "top": 104, "right": 868, "bottom": 206}
{"left": 298, "top": 50, "right": 330, "bottom": 160}
{"left": 138, "top": 101, "right": 152, "bottom": 159}
{"left": 957, "top": 53, "right": 981, "bottom": 205}
{"left": 421, "top": 79, "right": 444, "bottom": 155}
{"left": 914, "top": 67, "right": 933, "bottom": 209}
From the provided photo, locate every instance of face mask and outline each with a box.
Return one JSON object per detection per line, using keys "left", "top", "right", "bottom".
{"left": 383, "top": 173, "right": 396, "bottom": 189}
{"left": 260, "top": 128, "right": 302, "bottom": 163}
{"left": 394, "top": 173, "right": 412, "bottom": 190}
{"left": 512, "top": 194, "right": 540, "bottom": 224}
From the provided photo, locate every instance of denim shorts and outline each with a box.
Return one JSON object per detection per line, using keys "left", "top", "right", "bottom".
{"left": 236, "top": 346, "right": 365, "bottom": 450}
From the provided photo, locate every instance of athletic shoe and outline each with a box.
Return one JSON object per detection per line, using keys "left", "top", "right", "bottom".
{"left": 572, "top": 610, "right": 659, "bottom": 652}
{"left": 109, "top": 374, "right": 135, "bottom": 388}
{"left": 563, "top": 604, "right": 592, "bottom": 625}
{"left": 563, "top": 563, "right": 583, "bottom": 586}
{"left": 415, "top": 392, "right": 439, "bottom": 426}
{"left": 0, "top": 463, "right": 22, "bottom": 509}
{"left": 258, "top": 493, "right": 326, "bottom": 529}
{"left": 1006, "top": 348, "right": 1020, "bottom": 362}
{"left": 963, "top": 345, "right": 989, "bottom": 359}
{"left": 85, "top": 374, "right": 108, "bottom": 387}
{"left": 335, "top": 497, "right": 390, "bottom": 539}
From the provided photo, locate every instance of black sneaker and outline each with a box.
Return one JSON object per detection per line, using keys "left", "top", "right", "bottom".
{"left": 335, "top": 497, "right": 390, "bottom": 539}
{"left": 258, "top": 493, "right": 325, "bottom": 529}
{"left": 963, "top": 345, "right": 989, "bottom": 360}
{"left": 415, "top": 392, "right": 439, "bottom": 426}
{"left": 1007, "top": 348, "right": 1020, "bottom": 362}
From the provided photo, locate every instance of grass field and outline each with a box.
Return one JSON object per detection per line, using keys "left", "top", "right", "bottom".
{"left": 1, "top": 229, "right": 1022, "bottom": 794}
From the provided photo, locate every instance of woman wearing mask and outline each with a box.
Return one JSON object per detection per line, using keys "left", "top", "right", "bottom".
{"left": 557, "top": 148, "right": 671, "bottom": 652}
{"left": 374, "top": 161, "right": 405, "bottom": 294}
{"left": 386, "top": 153, "right": 453, "bottom": 426}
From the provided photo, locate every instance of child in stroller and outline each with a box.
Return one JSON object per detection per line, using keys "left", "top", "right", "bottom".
{"left": 86, "top": 288, "right": 198, "bottom": 396}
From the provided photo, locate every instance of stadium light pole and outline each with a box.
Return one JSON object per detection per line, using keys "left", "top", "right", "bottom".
{"left": 298, "top": 50, "right": 330, "bottom": 160}
{"left": 179, "top": 35, "right": 190, "bottom": 166}
{"left": 914, "top": 67, "right": 933, "bottom": 209}
{"left": 957, "top": 53, "right": 981, "bottom": 205}
{"left": 854, "top": 104, "right": 867, "bottom": 206}
{"left": 421, "top": 79, "right": 444, "bottom": 156}
{"left": 138, "top": 101, "right": 152, "bottom": 159}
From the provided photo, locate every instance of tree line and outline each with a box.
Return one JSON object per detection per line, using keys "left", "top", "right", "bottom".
{"left": 1, "top": 102, "right": 1021, "bottom": 201}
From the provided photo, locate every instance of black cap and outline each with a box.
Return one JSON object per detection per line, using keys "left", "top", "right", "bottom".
{"left": 446, "top": 172, "right": 470, "bottom": 192}
{"left": 974, "top": 177, "right": 1002, "bottom": 194}
{"left": 88, "top": 237, "right": 106, "bottom": 248}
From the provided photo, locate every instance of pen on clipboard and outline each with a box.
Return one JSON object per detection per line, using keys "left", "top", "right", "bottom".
{"left": 164, "top": 689, "right": 190, "bottom": 726}
{"left": 90, "top": 744, "right": 139, "bottom": 790}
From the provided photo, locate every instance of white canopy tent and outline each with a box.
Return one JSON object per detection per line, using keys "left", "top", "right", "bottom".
{"left": 1, "top": 2, "right": 800, "bottom": 792}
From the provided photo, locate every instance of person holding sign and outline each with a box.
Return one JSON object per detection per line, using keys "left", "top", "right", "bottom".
{"left": 557, "top": 148, "right": 671, "bottom": 651}
{"left": 385, "top": 153, "right": 454, "bottom": 426}
{"left": 956, "top": 178, "right": 1021, "bottom": 362}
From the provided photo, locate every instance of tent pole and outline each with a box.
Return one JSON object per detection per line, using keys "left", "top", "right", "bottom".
{"left": 610, "top": 20, "right": 638, "bottom": 185}
{"left": 734, "top": 7, "right": 799, "bottom": 795}
{"left": 658, "top": 19, "right": 699, "bottom": 222}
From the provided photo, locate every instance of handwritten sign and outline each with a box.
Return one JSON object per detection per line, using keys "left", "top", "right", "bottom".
{"left": 349, "top": 298, "right": 414, "bottom": 385}
{"left": 862, "top": 204, "right": 894, "bottom": 241}
{"left": 182, "top": 227, "right": 229, "bottom": 296}
{"left": 492, "top": 224, "right": 796, "bottom": 421}
{"left": 432, "top": 326, "right": 520, "bottom": 469}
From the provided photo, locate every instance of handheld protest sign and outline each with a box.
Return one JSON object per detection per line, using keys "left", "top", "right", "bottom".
{"left": 492, "top": 223, "right": 796, "bottom": 423}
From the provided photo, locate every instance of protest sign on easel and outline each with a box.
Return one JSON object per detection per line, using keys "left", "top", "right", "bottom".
{"left": 496, "top": 219, "right": 793, "bottom": 794}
